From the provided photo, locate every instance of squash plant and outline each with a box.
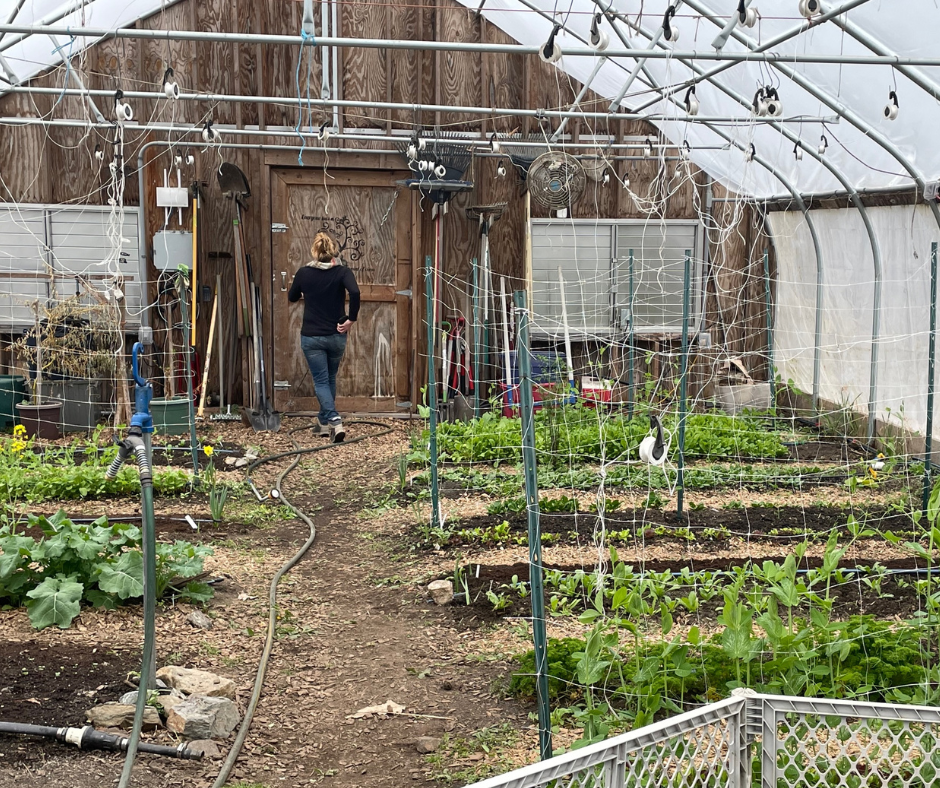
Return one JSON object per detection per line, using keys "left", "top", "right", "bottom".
{"left": 0, "top": 511, "right": 212, "bottom": 629}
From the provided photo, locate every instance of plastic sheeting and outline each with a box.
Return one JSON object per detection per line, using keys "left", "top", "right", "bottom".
{"left": 454, "top": 0, "right": 940, "bottom": 200}
{"left": 771, "top": 205, "right": 940, "bottom": 440}
{"left": 0, "top": 0, "right": 167, "bottom": 86}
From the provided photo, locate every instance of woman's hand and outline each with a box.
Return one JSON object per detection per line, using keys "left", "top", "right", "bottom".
{"left": 337, "top": 320, "right": 353, "bottom": 334}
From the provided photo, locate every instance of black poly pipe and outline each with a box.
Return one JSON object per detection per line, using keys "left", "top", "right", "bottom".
{"left": 0, "top": 722, "right": 203, "bottom": 759}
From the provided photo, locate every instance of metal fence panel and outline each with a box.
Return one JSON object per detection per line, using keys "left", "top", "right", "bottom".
{"left": 460, "top": 693, "right": 940, "bottom": 788}
{"left": 757, "top": 694, "right": 940, "bottom": 788}
{"left": 460, "top": 696, "right": 747, "bottom": 788}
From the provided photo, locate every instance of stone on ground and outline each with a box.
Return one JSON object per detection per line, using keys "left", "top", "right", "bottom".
{"left": 187, "top": 610, "right": 214, "bottom": 629}
{"left": 156, "top": 666, "right": 236, "bottom": 699}
{"left": 85, "top": 703, "right": 161, "bottom": 730}
{"left": 416, "top": 736, "right": 441, "bottom": 754}
{"left": 166, "top": 696, "right": 241, "bottom": 739}
{"left": 427, "top": 579, "right": 454, "bottom": 605}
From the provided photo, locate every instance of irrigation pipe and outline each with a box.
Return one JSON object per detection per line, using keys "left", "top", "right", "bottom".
{"left": 211, "top": 419, "right": 392, "bottom": 788}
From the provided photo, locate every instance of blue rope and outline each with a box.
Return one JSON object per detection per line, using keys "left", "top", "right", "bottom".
{"left": 295, "top": 29, "right": 316, "bottom": 166}
{"left": 51, "top": 35, "right": 76, "bottom": 111}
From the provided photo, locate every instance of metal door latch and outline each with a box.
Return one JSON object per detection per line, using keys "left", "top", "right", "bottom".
{"left": 274, "top": 380, "right": 291, "bottom": 390}
{"left": 272, "top": 223, "right": 289, "bottom": 233}
{"left": 280, "top": 272, "right": 288, "bottom": 291}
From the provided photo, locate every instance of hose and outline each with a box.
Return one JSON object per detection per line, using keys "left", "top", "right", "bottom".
{"left": 0, "top": 721, "right": 203, "bottom": 759}
{"left": 211, "top": 419, "right": 392, "bottom": 788}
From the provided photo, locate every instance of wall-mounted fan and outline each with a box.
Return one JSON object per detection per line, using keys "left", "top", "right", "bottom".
{"left": 526, "top": 151, "right": 586, "bottom": 212}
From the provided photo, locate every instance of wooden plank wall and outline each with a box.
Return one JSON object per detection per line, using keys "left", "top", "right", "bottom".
{"left": 0, "top": 0, "right": 769, "bottom": 406}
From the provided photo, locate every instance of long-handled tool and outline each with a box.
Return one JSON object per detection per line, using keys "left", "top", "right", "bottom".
{"left": 196, "top": 284, "right": 219, "bottom": 418}
{"left": 247, "top": 283, "right": 280, "bottom": 431}
{"left": 211, "top": 272, "right": 240, "bottom": 421}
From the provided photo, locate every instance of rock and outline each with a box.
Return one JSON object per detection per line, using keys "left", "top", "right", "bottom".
{"left": 85, "top": 703, "right": 161, "bottom": 730}
{"left": 157, "top": 689, "right": 188, "bottom": 714}
{"left": 120, "top": 689, "right": 187, "bottom": 713}
{"left": 416, "top": 736, "right": 441, "bottom": 754}
{"left": 166, "top": 696, "right": 240, "bottom": 740}
{"left": 427, "top": 579, "right": 454, "bottom": 606}
{"left": 186, "top": 739, "right": 223, "bottom": 759}
{"left": 187, "top": 610, "right": 214, "bottom": 630}
{"left": 224, "top": 457, "right": 237, "bottom": 467}
{"left": 234, "top": 458, "right": 249, "bottom": 468}
{"left": 156, "top": 666, "right": 236, "bottom": 699}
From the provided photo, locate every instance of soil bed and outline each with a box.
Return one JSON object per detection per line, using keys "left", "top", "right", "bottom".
{"left": 437, "top": 504, "right": 903, "bottom": 548}
{"left": 447, "top": 559, "right": 928, "bottom": 625}
{"left": 0, "top": 642, "right": 139, "bottom": 766}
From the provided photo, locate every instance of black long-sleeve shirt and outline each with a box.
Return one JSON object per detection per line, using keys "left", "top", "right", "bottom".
{"left": 287, "top": 264, "right": 361, "bottom": 336}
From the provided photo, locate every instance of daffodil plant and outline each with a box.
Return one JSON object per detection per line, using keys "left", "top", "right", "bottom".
{"left": 202, "top": 444, "right": 228, "bottom": 522}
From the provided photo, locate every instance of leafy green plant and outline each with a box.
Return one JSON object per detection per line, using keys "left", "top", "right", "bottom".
{"left": 0, "top": 511, "right": 213, "bottom": 629}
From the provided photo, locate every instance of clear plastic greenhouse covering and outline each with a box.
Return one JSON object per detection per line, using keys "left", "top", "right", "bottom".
{"left": 453, "top": 0, "right": 940, "bottom": 199}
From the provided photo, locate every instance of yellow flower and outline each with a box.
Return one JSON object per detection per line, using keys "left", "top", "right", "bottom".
{"left": 203, "top": 445, "right": 214, "bottom": 457}
{"left": 11, "top": 439, "right": 26, "bottom": 453}
{"left": 13, "top": 424, "right": 26, "bottom": 437}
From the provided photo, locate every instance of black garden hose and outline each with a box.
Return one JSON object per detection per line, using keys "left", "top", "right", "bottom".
{"left": 211, "top": 419, "right": 393, "bottom": 788}
{"left": 0, "top": 721, "right": 203, "bottom": 759}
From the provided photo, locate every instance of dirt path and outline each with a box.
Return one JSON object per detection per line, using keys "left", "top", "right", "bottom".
{"left": 0, "top": 422, "right": 532, "bottom": 788}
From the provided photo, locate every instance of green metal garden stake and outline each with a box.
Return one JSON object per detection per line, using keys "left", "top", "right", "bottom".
{"left": 177, "top": 272, "right": 199, "bottom": 479}
{"left": 472, "top": 256, "right": 482, "bottom": 418}
{"left": 764, "top": 248, "right": 776, "bottom": 415}
{"left": 676, "top": 250, "right": 692, "bottom": 518}
{"left": 627, "top": 249, "right": 635, "bottom": 418}
{"left": 514, "top": 289, "right": 552, "bottom": 761}
{"left": 425, "top": 258, "right": 441, "bottom": 527}
{"left": 924, "top": 241, "right": 938, "bottom": 515}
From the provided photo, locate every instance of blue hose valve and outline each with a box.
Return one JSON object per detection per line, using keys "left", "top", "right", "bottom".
{"left": 131, "top": 342, "right": 154, "bottom": 434}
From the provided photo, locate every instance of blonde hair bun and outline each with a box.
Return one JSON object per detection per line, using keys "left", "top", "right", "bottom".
{"left": 311, "top": 232, "right": 340, "bottom": 263}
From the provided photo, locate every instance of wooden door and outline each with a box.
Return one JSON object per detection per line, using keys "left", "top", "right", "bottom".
{"left": 270, "top": 169, "right": 412, "bottom": 413}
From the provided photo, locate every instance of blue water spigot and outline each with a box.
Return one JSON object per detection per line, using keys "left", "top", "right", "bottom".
{"left": 131, "top": 342, "right": 154, "bottom": 434}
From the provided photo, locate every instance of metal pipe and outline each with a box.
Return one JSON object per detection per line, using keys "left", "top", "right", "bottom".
{"left": 0, "top": 85, "right": 839, "bottom": 122}
{"left": 5, "top": 22, "right": 940, "bottom": 63}
{"left": 627, "top": 249, "right": 635, "bottom": 418}
{"left": 5, "top": 115, "right": 757, "bottom": 149}
{"left": 763, "top": 248, "right": 775, "bottom": 413}
{"left": 763, "top": 185, "right": 923, "bottom": 204}
{"left": 924, "top": 241, "right": 938, "bottom": 514}
{"left": 684, "top": 0, "right": 940, "bottom": 441}
{"left": 472, "top": 256, "right": 481, "bottom": 418}
{"left": 424, "top": 257, "right": 441, "bottom": 528}
{"left": 513, "top": 288, "right": 551, "bottom": 762}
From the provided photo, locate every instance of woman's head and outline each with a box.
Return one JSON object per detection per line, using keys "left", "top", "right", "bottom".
{"left": 311, "top": 232, "right": 339, "bottom": 263}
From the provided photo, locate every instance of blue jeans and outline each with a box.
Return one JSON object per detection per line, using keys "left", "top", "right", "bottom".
{"left": 300, "top": 334, "right": 347, "bottom": 425}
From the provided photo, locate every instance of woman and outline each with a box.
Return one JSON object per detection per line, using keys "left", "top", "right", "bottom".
{"left": 287, "top": 231, "right": 360, "bottom": 442}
